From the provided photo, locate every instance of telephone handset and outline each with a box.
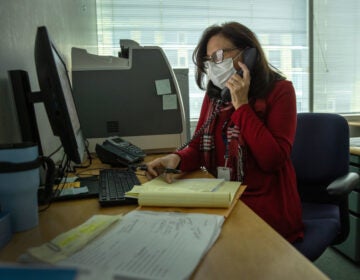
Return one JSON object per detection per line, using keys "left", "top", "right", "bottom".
{"left": 220, "top": 48, "right": 257, "bottom": 102}
{"left": 177, "top": 48, "right": 257, "bottom": 151}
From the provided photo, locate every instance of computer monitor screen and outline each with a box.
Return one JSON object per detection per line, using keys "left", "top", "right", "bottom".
{"left": 34, "top": 26, "right": 86, "bottom": 164}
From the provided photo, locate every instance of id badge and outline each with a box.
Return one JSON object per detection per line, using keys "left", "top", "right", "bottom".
{"left": 217, "top": 166, "right": 231, "bottom": 181}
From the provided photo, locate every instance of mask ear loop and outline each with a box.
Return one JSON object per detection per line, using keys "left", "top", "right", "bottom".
{"left": 177, "top": 99, "right": 223, "bottom": 151}
{"left": 234, "top": 48, "right": 244, "bottom": 59}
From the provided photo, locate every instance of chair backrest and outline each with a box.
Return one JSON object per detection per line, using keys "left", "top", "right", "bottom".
{"left": 291, "top": 113, "right": 350, "bottom": 202}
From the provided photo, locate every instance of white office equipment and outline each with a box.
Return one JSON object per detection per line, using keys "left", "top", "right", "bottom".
{"left": 71, "top": 41, "right": 187, "bottom": 153}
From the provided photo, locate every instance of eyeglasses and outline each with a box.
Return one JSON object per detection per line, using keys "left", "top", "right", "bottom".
{"left": 203, "top": 48, "right": 241, "bottom": 64}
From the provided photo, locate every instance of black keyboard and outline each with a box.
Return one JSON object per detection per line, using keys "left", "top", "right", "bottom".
{"left": 98, "top": 169, "right": 140, "bottom": 206}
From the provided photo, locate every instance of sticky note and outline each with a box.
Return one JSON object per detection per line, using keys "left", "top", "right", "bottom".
{"left": 163, "top": 94, "right": 178, "bottom": 110}
{"left": 155, "top": 79, "right": 171, "bottom": 95}
{"left": 53, "top": 181, "right": 81, "bottom": 190}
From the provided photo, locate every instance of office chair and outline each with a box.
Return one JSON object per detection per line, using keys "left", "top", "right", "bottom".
{"left": 291, "top": 113, "right": 359, "bottom": 261}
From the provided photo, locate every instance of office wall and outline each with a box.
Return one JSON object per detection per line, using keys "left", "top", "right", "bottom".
{"left": 0, "top": 0, "right": 97, "bottom": 158}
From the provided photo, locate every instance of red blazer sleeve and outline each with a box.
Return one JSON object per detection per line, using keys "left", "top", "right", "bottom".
{"left": 231, "top": 80, "right": 297, "bottom": 172}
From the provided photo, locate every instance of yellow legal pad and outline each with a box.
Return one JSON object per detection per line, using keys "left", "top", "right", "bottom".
{"left": 125, "top": 177, "right": 246, "bottom": 217}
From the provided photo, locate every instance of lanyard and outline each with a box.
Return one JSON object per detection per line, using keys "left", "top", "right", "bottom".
{"left": 222, "top": 120, "right": 230, "bottom": 168}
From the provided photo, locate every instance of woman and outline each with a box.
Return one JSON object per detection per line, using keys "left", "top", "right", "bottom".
{"left": 146, "top": 22, "right": 304, "bottom": 243}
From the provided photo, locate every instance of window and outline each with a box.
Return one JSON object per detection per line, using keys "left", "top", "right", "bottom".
{"left": 313, "top": 0, "right": 360, "bottom": 114}
{"left": 96, "top": 0, "right": 308, "bottom": 119}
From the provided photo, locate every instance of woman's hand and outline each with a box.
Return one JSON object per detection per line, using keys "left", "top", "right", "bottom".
{"left": 145, "top": 153, "right": 181, "bottom": 183}
{"left": 226, "top": 61, "right": 251, "bottom": 110}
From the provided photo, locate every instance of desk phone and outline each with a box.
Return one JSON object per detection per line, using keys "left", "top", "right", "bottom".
{"left": 96, "top": 137, "right": 146, "bottom": 166}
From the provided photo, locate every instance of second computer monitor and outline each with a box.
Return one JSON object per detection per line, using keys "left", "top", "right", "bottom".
{"left": 35, "top": 26, "right": 86, "bottom": 164}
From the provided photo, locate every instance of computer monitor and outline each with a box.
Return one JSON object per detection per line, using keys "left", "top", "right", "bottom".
{"left": 34, "top": 26, "right": 86, "bottom": 164}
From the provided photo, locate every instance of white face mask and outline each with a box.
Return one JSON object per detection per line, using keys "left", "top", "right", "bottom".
{"left": 206, "top": 57, "right": 236, "bottom": 89}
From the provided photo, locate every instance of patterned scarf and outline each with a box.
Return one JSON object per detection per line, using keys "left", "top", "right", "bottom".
{"left": 199, "top": 98, "right": 266, "bottom": 181}
{"left": 199, "top": 99, "right": 221, "bottom": 177}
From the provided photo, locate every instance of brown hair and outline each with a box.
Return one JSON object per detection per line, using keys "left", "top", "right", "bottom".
{"left": 192, "top": 22, "right": 285, "bottom": 100}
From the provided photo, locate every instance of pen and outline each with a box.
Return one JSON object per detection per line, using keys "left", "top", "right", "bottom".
{"left": 163, "top": 168, "right": 182, "bottom": 174}
{"left": 136, "top": 165, "right": 181, "bottom": 174}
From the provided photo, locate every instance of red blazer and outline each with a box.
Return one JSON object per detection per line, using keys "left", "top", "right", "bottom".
{"left": 176, "top": 80, "right": 304, "bottom": 242}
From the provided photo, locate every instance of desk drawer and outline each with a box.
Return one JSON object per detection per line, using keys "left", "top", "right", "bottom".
{"left": 349, "top": 190, "right": 360, "bottom": 214}
{"left": 334, "top": 213, "right": 360, "bottom": 262}
{"left": 350, "top": 154, "right": 360, "bottom": 165}
{"left": 349, "top": 164, "right": 360, "bottom": 174}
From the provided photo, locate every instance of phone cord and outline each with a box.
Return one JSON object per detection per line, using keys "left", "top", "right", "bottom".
{"left": 177, "top": 99, "right": 223, "bottom": 151}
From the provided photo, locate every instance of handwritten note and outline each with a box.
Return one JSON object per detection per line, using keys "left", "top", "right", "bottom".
{"left": 58, "top": 211, "right": 224, "bottom": 280}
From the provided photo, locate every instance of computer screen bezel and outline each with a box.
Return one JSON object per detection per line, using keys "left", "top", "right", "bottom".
{"left": 34, "top": 26, "right": 85, "bottom": 164}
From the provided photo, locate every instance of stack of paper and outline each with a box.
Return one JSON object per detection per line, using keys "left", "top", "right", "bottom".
{"left": 55, "top": 211, "right": 224, "bottom": 280}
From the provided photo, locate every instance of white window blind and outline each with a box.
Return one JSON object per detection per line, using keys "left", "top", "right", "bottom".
{"left": 96, "top": 0, "right": 308, "bottom": 118}
{"left": 313, "top": 0, "right": 360, "bottom": 114}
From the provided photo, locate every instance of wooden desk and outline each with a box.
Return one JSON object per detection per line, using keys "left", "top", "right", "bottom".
{"left": 0, "top": 160, "right": 328, "bottom": 279}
